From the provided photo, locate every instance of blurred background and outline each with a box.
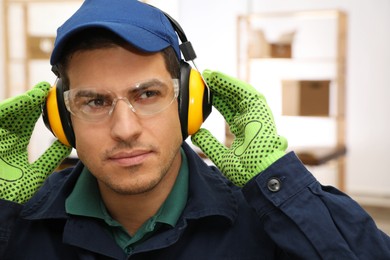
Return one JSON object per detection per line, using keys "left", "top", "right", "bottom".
{"left": 1, "top": 0, "right": 389, "bottom": 232}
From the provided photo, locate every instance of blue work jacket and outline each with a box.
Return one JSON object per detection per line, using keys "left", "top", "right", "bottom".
{"left": 0, "top": 143, "right": 389, "bottom": 259}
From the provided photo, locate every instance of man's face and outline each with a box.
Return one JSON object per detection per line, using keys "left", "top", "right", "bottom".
{"left": 67, "top": 45, "right": 183, "bottom": 196}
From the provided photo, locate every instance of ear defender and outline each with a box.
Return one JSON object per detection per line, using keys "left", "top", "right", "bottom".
{"left": 42, "top": 79, "right": 75, "bottom": 148}
{"left": 179, "top": 61, "right": 212, "bottom": 139}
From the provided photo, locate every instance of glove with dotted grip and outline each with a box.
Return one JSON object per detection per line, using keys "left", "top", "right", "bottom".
{"left": 0, "top": 82, "right": 72, "bottom": 204}
{"left": 191, "top": 70, "right": 288, "bottom": 187}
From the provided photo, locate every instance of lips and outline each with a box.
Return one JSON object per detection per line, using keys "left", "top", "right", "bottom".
{"left": 108, "top": 150, "right": 152, "bottom": 167}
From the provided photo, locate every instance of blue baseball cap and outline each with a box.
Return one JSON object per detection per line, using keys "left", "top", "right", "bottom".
{"left": 50, "top": 0, "right": 181, "bottom": 65}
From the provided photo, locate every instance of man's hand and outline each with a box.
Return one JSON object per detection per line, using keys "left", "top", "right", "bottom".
{"left": 191, "top": 70, "right": 288, "bottom": 187}
{"left": 0, "top": 82, "right": 72, "bottom": 203}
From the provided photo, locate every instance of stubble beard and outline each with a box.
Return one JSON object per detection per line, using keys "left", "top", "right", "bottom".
{"left": 100, "top": 143, "right": 182, "bottom": 196}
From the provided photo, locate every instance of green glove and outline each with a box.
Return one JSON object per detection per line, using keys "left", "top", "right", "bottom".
{"left": 191, "top": 70, "right": 288, "bottom": 187}
{"left": 0, "top": 82, "right": 72, "bottom": 204}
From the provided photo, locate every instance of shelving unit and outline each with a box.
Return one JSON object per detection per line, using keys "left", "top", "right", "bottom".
{"left": 236, "top": 10, "right": 347, "bottom": 190}
{"left": 2, "top": 0, "right": 82, "bottom": 98}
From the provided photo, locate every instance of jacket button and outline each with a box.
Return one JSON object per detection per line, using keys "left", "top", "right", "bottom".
{"left": 267, "top": 178, "right": 281, "bottom": 192}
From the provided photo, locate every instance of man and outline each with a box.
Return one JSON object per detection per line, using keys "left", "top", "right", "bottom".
{"left": 0, "top": 0, "right": 389, "bottom": 259}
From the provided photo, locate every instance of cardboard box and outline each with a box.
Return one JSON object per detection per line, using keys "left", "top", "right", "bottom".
{"left": 248, "top": 29, "right": 270, "bottom": 59}
{"left": 282, "top": 80, "right": 330, "bottom": 116}
{"left": 270, "top": 43, "right": 292, "bottom": 58}
{"left": 27, "top": 36, "right": 55, "bottom": 59}
{"left": 248, "top": 30, "right": 294, "bottom": 59}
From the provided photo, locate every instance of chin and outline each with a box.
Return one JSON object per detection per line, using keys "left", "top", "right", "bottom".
{"left": 104, "top": 174, "right": 162, "bottom": 196}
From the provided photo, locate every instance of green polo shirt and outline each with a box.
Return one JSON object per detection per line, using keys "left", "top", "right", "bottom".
{"left": 65, "top": 149, "right": 188, "bottom": 253}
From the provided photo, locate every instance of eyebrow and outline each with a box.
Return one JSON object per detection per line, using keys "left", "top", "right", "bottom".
{"left": 73, "top": 90, "right": 105, "bottom": 98}
{"left": 127, "top": 78, "right": 168, "bottom": 94}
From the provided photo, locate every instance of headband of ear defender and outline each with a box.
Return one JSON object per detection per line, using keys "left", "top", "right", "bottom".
{"left": 43, "top": 5, "right": 212, "bottom": 148}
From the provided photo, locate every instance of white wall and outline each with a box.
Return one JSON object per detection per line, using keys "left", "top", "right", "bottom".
{"left": 346, "top": 0, "right": 390, "bottom": 196}
{"left": 1, "top": 0, "right": 389, "bottom": 198}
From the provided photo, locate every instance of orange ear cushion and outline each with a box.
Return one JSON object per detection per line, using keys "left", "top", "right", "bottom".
{"left": 45, "top": 87, "right": 72, "bottom": 147}
{"left": 187, "top": 69, "right": 205, "bottom": 135}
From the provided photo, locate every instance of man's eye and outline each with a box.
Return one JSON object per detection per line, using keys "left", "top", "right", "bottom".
{"left": 80, "top": 95, "right": 112, "bottom": 110}
{"left": 139, "top": 90, "right": 161, "bottom": 100}
{"left": 87, "top": 98, "right": 107, "bottom": 107}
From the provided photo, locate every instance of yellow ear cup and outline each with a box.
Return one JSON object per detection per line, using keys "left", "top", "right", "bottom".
{"left": 45, "top": 87, "right": 71, "bottom": 147}
{"left": 187, "top": 69, "right": 205, "bottom": 135}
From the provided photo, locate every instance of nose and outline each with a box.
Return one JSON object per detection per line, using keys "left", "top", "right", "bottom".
{"left": 110, "top": 97, "right": 136, "bottom": 114}
{"left": 110, "top": 99, "right": 142, "bottom": 142}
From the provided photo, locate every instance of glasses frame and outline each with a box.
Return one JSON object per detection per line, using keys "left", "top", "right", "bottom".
{"left": 63, "top": 78, "right": 179, "bottom": 122}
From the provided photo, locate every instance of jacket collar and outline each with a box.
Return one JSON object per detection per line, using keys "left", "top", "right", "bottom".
{"left": 181, "top": 143, "right": 238, "bottom": 224}
{"left": 21, "top": 142, "right": 238, "bottom": 225}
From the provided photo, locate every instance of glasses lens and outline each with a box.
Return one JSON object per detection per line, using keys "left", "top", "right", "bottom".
{"left": 129, "top": 78, "right": 177, "bottom": 115}
{"left": 64, "top": 78, "right": 179, "bottom": 121}
{"left": 64, "top": 89, "right": 114, "bottom": 121}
